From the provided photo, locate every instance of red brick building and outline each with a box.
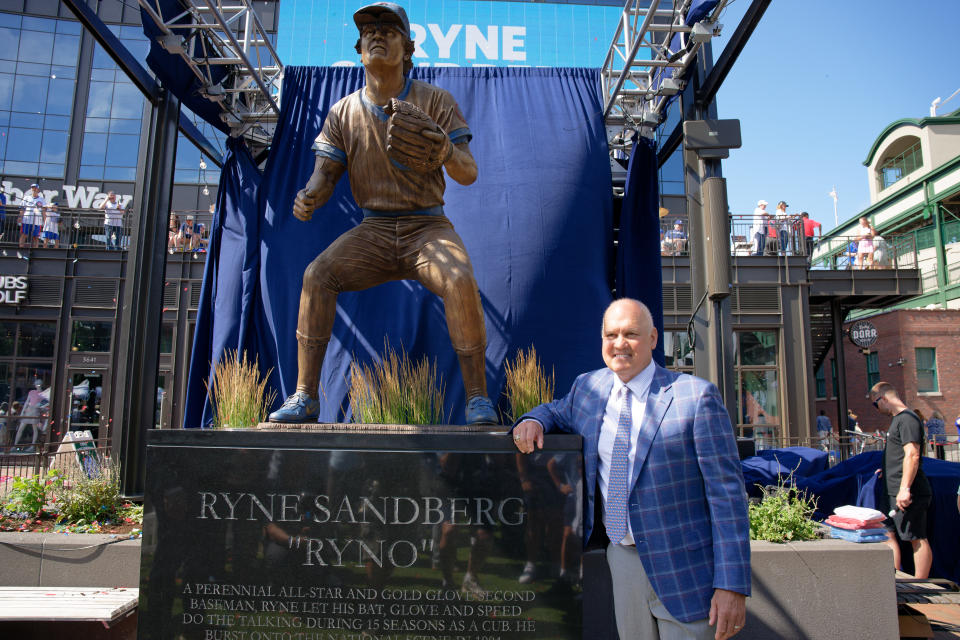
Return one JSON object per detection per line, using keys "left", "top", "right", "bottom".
{"left": 816, "top": 309, "right": 960, "bottom": 435}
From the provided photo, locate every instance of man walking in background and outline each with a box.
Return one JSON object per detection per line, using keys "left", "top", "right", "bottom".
{"left": 801, "top": 211, "right": 821, "bottom": 258}
{"left": 870, "top": 381, "right": 933, "bottom": 578}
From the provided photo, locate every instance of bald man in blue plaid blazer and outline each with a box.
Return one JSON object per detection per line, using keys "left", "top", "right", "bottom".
{"left": 513, "top": 299, "right": 750, "bottom": 640}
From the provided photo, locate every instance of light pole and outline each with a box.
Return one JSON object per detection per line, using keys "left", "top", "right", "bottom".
{"left": 829, "top": 186, "right": 838, "bottom": 227}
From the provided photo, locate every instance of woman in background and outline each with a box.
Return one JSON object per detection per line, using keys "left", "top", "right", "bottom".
{"left": 926, "top": 411, "right": 946, "bottom": 460}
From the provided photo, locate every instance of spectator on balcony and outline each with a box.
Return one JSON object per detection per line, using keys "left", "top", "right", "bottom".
{"left": 168, "top": 214, "right": 182, "bottom": 251}
{"left": 42, "top": 200, "right": 60, "bottom": 248}
{"left": 751, "top": 199, "right": 768, "bottom": 255}
{"left": 855, "top": 216, "right": 875, "bottom": 269}
{"left": 100, "top": 191, "right": 123, "bottom": 251}
{"left": 762, "top": 213, "right": 779, "bottom": 256}
{"left": 178, "top": 214, "right": 203, "bottom": 251}
{"left": 19, "top": 183, "right": 45, "bottom": 249}
{"left": 801, "top": 212, "right": 821, "bottom": 257}
{"left": 775, "top": 201, "right": 792, "bottom": 254}
{"left": 660, "top": 219, "right": 687, "bottom": 256}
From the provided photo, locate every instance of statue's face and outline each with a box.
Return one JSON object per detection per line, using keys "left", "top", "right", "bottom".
{"left": 360, "top": 23, "right": 406, "bottom": 70}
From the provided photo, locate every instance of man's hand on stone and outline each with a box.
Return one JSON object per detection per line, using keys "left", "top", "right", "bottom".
{"left": 512, "top": 420, "right": 543, "bottom": 454}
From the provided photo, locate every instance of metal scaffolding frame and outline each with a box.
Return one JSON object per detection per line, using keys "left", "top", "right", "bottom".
{"left": 138, "top": 0, "right": 284, "bottom": 151}
{"left": 601, "top": 0, "right": 729, "bottom": 150}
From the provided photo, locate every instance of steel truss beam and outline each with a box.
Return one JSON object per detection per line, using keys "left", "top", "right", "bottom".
{"left": 601, "top": 0, "right": 729, "bottom": 148}
{"left": 139, "top": 0, "right": 284, "bottom": 150}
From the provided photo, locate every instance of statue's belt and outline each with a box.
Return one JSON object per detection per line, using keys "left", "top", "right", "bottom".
{"left": 361, "top": 206, "right": 444, "bottom": 218}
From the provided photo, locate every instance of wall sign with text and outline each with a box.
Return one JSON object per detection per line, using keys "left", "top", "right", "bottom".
{"left": 0, "top": 276, "right": 28, "bottom": 305}
{"left": 848, "top": 320, "right": 878, "bottom": 349}
{"left": 278, "top": 0, "right": 622, "bottom": 68}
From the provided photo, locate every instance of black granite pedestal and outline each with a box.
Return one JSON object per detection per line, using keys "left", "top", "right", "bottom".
{"left": 140, "top": 427, "right": 584, "bottom": 640}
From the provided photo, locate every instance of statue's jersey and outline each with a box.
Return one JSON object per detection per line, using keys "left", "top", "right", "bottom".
{"left": 313, "top": 78, "right": 472, "bottom": 212}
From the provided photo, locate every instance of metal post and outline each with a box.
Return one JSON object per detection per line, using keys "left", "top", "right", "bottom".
{"left": 114, "top": 89, "right": 180, "bottom": 497}
{"left": 831, "top": 299, "right": 850, "bottom": 459}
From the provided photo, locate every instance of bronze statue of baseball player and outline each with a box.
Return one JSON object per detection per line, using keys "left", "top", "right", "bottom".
{"left": 269, "top": 2, "right": 497, "bottom": 425}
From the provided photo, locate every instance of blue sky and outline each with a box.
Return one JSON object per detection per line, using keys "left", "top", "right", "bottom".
{"left": 713, "top": 0, "right": 960, "bottom": 231}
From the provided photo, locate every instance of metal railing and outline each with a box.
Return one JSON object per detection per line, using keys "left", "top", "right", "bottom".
{"left": 0, "top": 437, "right": 113, "bottom": 501}
{"left": 0, "top": 207, "right": 214, "bottom": 253}
{"left": 0, "top": 205, "right": 132, "bottom": 251}
{"left": 809, "top": 234, "right": 918, "bottom": 271}
{"left": 660, "top": 215, "right": 814, "bottom": 258}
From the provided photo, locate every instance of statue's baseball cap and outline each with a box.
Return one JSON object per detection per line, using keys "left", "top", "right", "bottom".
{"left": 353, "top": 3, "right": 410, "bottom": 38}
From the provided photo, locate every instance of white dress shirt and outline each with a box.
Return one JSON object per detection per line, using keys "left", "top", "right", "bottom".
{"left": 597, "top": 359, "right": 655, "bottom": 545}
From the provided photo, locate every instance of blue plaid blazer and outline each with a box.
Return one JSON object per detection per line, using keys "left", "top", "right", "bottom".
{"left": 520, "top": 364, "right": 751, "bottom": 623}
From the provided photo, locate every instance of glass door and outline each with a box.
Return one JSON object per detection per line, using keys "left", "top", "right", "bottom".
{"left": 66, "top": 370, "right": 106, "bottom": 442}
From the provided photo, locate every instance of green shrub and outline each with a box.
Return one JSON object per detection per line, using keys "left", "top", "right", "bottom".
{"left": 206, "top": 349, "right": 278, "bottom": 429}
{"left": 3, "top": 470, "right": 62, "bottom": 515}
{"left": 55, "top": 459, "right": 123, "bottom": 525}
{"left": 503, "top": 345, "right": 554, "bottom": 423}
{"left": 749, "top": 473, "right": 820, "bottom": 543}
{"left": 349, "top": 342, "right": 445, "bottom": 425}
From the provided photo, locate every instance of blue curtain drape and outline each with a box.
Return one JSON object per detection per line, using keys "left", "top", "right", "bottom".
{"left": 183, "top": 137, "right": 263, "bottom": 427}
{"left": 187, "top": 66, "right": 614, "bottom": 426}
{"left": 616, "top": 137, "right": 665, "bottom": 365}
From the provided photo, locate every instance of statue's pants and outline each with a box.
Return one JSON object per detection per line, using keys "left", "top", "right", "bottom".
{"left": 296, "top": 215, "right": 487, "bottom": 399}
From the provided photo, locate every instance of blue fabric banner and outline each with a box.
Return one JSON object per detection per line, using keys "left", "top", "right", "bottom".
{"left": 187, "top": 66, "right": 615, "bottom": 426}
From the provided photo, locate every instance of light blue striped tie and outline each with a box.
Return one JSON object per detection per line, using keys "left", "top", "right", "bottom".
{"left": 605, "top": 387, "right": 632, "bottom": 543}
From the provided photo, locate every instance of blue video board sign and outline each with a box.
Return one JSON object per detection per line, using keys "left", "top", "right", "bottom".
{"left": 277, "top": 0, "right": 623, "bottom": 68}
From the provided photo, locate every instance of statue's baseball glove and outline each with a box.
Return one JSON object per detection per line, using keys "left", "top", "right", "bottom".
{"left": 384, "top": 98, "right": 453, "bottom": 172}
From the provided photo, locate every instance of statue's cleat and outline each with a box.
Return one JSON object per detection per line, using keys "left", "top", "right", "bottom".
{"left": 268, "top": 391, "right": 320, "bottom": 423}
{"left": 465, "top": 395, "right": 498, "bottom": 425}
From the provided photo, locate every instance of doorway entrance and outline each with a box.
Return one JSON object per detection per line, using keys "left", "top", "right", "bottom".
{"left": 66, "top": 370, "right": 108, "bottom": 443}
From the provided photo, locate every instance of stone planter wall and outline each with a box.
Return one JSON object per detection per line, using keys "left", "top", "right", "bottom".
{"left": 0, "top": 532, "right": 141, "bottom": 587}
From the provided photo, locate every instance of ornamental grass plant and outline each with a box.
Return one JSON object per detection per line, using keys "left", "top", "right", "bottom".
{"left": 349, "top": 342, "right": 445, "bottom": 425}
{"left": 503, "top": 345, "right": 554, "bottom": 423}
{"left": 206, "top": 349, "right": 277, "bottom": 429}
{"left": 749, "top": 467, "right": 821, "bottom": 543}
{"left": 55, "top": 458, "right": 123, "bottom": 526}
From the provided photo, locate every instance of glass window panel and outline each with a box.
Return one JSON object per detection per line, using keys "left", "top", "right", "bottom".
{"left": 110, "top": 82, "right": 144, "bottom": 120}
{"left": 830, "top": 358, "right": 838, "bottom": 398}
{"left": 71, "top": 320, "right": 112, "bottom": 352}
{"left": 21, "top": 17, "right": 56, "bottom": 33}
{"left": 38, "top": 162, "right": 63, "bottom": 178}
{"left": 86, "top": 81, "right": 114, "bottom": 117}
{"left": 50, "top": 64, "right": 75, "bottom": 79}
{"left": 175, "top": 168, "right": 198, "bottom": 183}
{"left": 3, "top": 160, "right": 38, "bottom": 175}
{"left": 6, "top": 127, "right": 41, "bottom": 162}
{"left": 17, "top": 31, "right": 54, "bottom": 64}
{"left": 40, "top": 130, "right": 67, "bottom": 163}
{"left": 46, "top": 76, "right": 75, "bottom": 116}
{"left": 160, "top": 323, "right": 174, "bottom": 354}
{"left": 57, "top": 21, "right": 82, "bottom": 35}
{"left": 0, "top": 13, "right": 21, "bottom": 29}
{"left": 663, "top": 330, "right": 694, "bottom": 368}
{"left": 16, "top": 61, "right": 52, "bottom": 77}
{"left": 0, "top": 73, "right": 10, "bottom": 111}
{"left": 106, "top": 133, "right": 140, "bottom": 167}
{"left": 915, "top": 347, "right": 938, "bottom": 393}
{"left": 78, "top": 165, "right": 104, "bottom": 180}
{"left": 90, "top": 68, "right": 115, "bottom": 82}
{"left": 85, "top": 117, "right": 110, "bottom": 133}
{"left": 103, "top": 166, "right": 136, "bottom": 181}
{"left": 0, "top": 111, "right": 8, "bottom": 126}
{"left": 44, "top": 114, "right": 70, "bottom": 130}
{"left": 80, "top": 131, "right": 107, "bottom": 167}
{"left": 10, "top": 112, "right": 43, "bottom": 128}
{"left": 19, "top": 322, "right": 56, "bottom": 357}
{"left": 0, "top": 363, "right": 10, "bottom": 409}
{"left": 0, "top": 321, "right": 16, "bottom": 356}
{"left": 739, "top": 370, "right": 779, "bottom": 425}
{"left": 815, "top": 365, "right": 826, "bottom": 399}
{"left": 736, "top": 330, "right": 778, "bottom": 366}
{"left": 0, "top": 27, "right": 19, "bottom": 61}
{"left": 109, "top": 118, "right": 141, "bottom": 135}
{"left": 91, "top": 44, "right": 115, "bottom": 70}
{"left": 0, "top": 60, "right": 14, "bottom": 73}
{"left": 11, "top": 74, "right": 47, "bottom": 113}
{"left": 51, "top": 33, "right": 80, "bottom": 67}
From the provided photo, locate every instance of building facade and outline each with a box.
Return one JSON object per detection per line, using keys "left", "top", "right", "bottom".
{"left": 0, "top": 1, "right": 279, "bottom": 447}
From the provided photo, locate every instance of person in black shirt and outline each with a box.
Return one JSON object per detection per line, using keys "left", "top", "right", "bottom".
{"left": 870, "top": 381, "right": 933, "bottom": 578}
